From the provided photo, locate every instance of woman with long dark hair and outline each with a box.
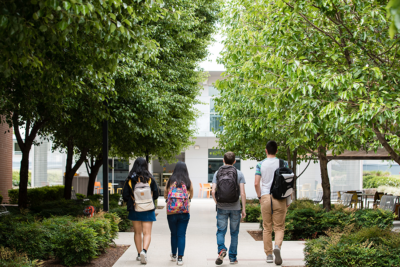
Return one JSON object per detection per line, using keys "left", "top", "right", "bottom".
{"left": 122, "top": 157, "right": 159, "bottom": 264}
{"left": 164, "top": 161, "right": 193, "bottom": 266}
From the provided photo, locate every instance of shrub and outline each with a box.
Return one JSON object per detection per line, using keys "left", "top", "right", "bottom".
{"left": 52, "top": 221, "right": 98, "bottom": 266}
{"left": 29, "top": 199, "right": 102, "bottom": 218}
{"left": 305, "top": 227, "right": 400, "bottom": 267}
{"left": 86, "top": 194, "right": 103, "bottom": 202}
{"left": 377, "top": 185, "right": 400, "bottom": 196}
{"left": 76, "top": 193, "right": 86, "bottom": 199}
{"left": 363, "top": 175, "right": 400, "bottom": 188}
{"left": 0, "top": 246, "right": 41, "bottom": 267}
{"left": 109, "top": 207, "right": 131, "bottom": 232}
{"left": 244, "top": 204, "right": 261, "bottom": 222}
{"left": 8, "top": 186, "right": 65, "bottom": 205}
{"left": 257, "top": 200, "right": 395, "bottom": 240}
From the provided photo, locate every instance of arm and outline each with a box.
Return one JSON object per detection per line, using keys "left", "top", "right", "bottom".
{"left": 240, "top": 183, "right": 246, "bottom": 218}
{"left": 164, "top": 183, "right": 168, "bottom": 199}
{"left": 151, "top": 178, "right": 159, "bottom": 200}
{"left": 189, "top": 184, "right": 194, "bottom": 199}
{"left": 212, "top": 183, "right": 217, "bottom": 204}
{"left": 255, "top": 175, "right": 262, "bottom": 198}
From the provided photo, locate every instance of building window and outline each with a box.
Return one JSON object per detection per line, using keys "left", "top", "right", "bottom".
{"left": 208, "top": 149, "right": 240, "bottom": 182}
{"left": 209, "top": 86, "right": 219, "bottom": 97}
{"left": 210, "top": 99, "right": 223, "bottom": 132}
{"left": 14, "top": 142, "right": 22, "bottom": 154}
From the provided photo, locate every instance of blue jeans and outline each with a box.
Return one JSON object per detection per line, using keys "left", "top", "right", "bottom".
{"left": 216, "top": 209, "right": 241, "bottom": 260}
{"left": 167, "top": 213, "right": 190, "bottom": 256}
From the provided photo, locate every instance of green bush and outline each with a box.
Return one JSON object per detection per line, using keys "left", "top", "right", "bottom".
{"left": 363, "top": 175, "right": 400, "bottom": 188}
{"left": 52, "top": 220, "right": 98, "bottom": 266}
{"left": 257, "top": 200, "right": 395, "bottom": 240}
{"left": 8, "top": 186, "right": 65, "bottom": 205}
{"left": 305, "top": 227, "right": 400, "bottom": 267}
{"left": 244, "top": 204, "right": 261, "bottom": 222}
{"left": 29, "top": 199, "right": 101, "bottom": 218}
{"left": 110, "top": 207, "right": 131, "bottom": 232}
{"left": 86, "top": 194, "right": 103, "bottom": 202}
{"left": 12, "top": 171, "right": 31, "bottom": 187}
{"left": 0, "top": 246, "right": 41, "bottom": 267}
{"left": 76, "top": 193, "right": 86, "bottom": 199}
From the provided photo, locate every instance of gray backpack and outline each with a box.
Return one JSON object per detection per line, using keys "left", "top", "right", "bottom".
{"left": 131, "top": 177, "right": 154, "bottom": 212}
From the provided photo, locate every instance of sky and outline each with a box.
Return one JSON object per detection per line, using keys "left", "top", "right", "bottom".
{"left": 199, "top": 34, "right": 226, "bottom": 71}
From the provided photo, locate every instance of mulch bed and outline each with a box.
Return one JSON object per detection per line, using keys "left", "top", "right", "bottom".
{"left": 247, "top": 230, "right": 263, "bottom": 241}
{"left": 41, "top": 245, "right": 130, "bottom": 267}
{"left": 126, "top": 213, "right": 159, "bottom": 232}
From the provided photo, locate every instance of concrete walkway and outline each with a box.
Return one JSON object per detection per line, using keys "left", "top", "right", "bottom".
{"left": 113, "top": 198, "right": 305, "bottom": 267}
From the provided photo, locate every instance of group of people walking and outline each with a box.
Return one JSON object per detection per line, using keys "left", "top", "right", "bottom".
{"left": 122, "top": 141, "right": 293, "bottom": 266}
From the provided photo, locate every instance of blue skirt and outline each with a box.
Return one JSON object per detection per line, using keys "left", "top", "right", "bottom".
{"left": 128, "top": 209, "right": 156, "bottom": 222}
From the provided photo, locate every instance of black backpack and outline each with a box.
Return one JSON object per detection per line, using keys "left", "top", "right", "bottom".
{"left": 270, "top": 159, "right": 294, "bottom": 200}
{"left": 215, "top": 165, "right": 240, "bottom": 203}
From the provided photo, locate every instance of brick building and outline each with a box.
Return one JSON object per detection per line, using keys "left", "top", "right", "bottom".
{"left": 0, "top": 117, "right": 13, "bottom": 203}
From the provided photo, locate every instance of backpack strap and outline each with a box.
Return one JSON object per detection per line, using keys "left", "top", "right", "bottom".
{"left": 128, "top": 180, "right": 135, "bottom": 202}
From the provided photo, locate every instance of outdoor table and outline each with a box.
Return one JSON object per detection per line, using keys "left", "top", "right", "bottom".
{"left": 357, "top": 193, "right": 375, "bottom": 209}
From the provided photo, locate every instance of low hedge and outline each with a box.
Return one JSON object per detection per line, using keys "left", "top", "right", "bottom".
{"left": 254, "top": 200, "right": 395, "bottom": 240}
{"left": 8, "top": 186, "right": 65, "bottom": 205}
{"left": 110, "top": 206, "right": 131, "bottom": 232}
{"left": 0, "top": 212, "right": 120, "bottom": 266}
{"left": 29, "top": 199, "right": 102, "bottom": 218}
{"left": 305, "top": 227, "right": 400, "bottom": 267}
{"left": 0, "top": 246, "right": 41, "bottom": 267}
{"left": 363, "top": 175, "right": 400, "bottom": 188}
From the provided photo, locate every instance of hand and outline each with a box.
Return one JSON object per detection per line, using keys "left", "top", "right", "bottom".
{"left": 241, "top": 210, "right": 246, "bottom": 219}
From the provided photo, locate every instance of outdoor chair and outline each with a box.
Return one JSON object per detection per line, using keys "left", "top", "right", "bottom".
{"left": 313, "top": 191, "right": 323, "bottom": 204}
{"left": 0, "top": 205, "right": 9, "bottom": 217}
{"left": 71, "top": 190, "right": 89, "bottom": 202}
{"left": 346, "top": 191, "right": 362, "bottom": 209}
{"left": 116, "top": 181, "right": 124, "bottom": 194}
{"left": 300, "top": 183, "right": 311, "bottom": 198}
{"left": 94, "top": 181, "right": 103, "bottom": 194}
{"left": 331, "top": 191, "right": 339, "bottom": 203}
{"left": 202, "top": 183, "right": 212, "bottom": 198}
{"left": 315, "top": 183, "right": 322, "bottom": 193}
{"left": 368, "top": 192, "right": 385, "bottom": 209}
{"left": 198, "top": 183, "right": 203, "bottom": 198}
{"left": 341, "top": 193, "right": 353, "bottom": 207}
{"left": 108, "top": 183, "right": 114, "bottom": 194}
{"left": 379, "top": 195, "right": 399, "bottom": 212}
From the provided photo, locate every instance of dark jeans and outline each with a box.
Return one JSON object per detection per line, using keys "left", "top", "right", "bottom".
{"left": 216, "top": 209, "right": 241, "bottom": 260}
{"left": 167, "top": 213, "right": 190, "bottom": 256}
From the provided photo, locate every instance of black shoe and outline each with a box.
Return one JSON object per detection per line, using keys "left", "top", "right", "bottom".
{"left": 215, "top": 249, "right": 227, "bottom": 265}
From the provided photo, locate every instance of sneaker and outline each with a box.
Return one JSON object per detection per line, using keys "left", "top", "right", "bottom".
{"left": 177, "top": 257, "right": 183, "bottom": 265}
{"left": 215, "top": 249, "right": 227, "bottom": 265}
{"left": 229, "top": 258, "right": 238, "bottom": 264}
{"left": 273, "top": 246, "right": 282, "bottom": 265}
{"left": 140, "top": 250, "right": 147, "bottom": 264}
{"left": 266, "top": 254, "right": 273, "bottom": 263}
{"left": 170, "top": 254, "right": 177, "bottom": 262}
{"left": 136, "top": 255, "right": 141, "bottom": 261}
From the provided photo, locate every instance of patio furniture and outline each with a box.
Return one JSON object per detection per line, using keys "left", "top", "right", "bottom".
{"left": 315, "top": 183, "right": 322, "bottom": 193}
{"left": 94, "top": 182, "right": 103, "bottom": 194}
{"left": 202, "top": 183, "right": 212, "bottom": 198}
{"left": 0, "top": 205, "right": 9, "bottom": 217}
{"left": 367, "top": 192, "right": 385, "bottom": 209}
{"left": 198, "top": 183, "right": 203, "bottom": 198}
{"left": 379, "top": 195, "right": 399, "bottom": 212}
{"left": 300, "top": 183, "right": 311, "bottom": 198}
{"left": 346, "top": 191, "right": 362, "bottom": 209}
{"left": 313, "top": 191, "right": 323, "bottom": 204}
{"left": 337, "top": 191, "right": 343, "bottom": 204}
{"left": 108, "top": 183, "right": 114, "bottom": 194}
{"left": 341, "top": 193, "right": 353, "bottom": 207}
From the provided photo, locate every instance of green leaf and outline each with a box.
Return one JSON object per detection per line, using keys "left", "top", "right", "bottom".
{"left": 63, "top": 1, "right": 72, "bottom": 10}
{"left": 110, "top": 23, "right": 116, "bottom": 33}
{"left": 33, "top": 13, "right": 39, "bottom": 20}
{"left": 57, "top": 20, "right": 68, "bottom": 30}
{"left": 39, "top": 25, "right": 48, "bottom": 32}
{"left": 0, "top": 16, "right": 8, "bottom": 28}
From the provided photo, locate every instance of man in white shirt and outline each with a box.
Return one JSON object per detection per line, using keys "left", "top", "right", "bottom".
{"left": 254, "top": 141, "right": 292, "bottom": 266}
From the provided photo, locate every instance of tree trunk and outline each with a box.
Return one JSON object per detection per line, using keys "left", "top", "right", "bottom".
{"left": 86, "top": 155, "right": 103, "bottom": 196}
{"left": 318, "top": 146, "right": 331, "bottom": 211}
{"left": 18, "top": 151, "right": 30, "bottom": 208}
{"left": 373, "top": 124, "right": 400, "bottom": 165}
{"left": 64, "top": 137, "right": 89, "bottom": 199}
{"left": 13, "top": 116, "right": 47, "bottom": 208}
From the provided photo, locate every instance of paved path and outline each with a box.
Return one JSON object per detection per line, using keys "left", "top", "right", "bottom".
{"left": 113, "top": 198, "right": 305, "bottom": 267}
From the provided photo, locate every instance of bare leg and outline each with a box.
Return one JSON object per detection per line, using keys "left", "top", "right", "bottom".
{"left": 133, "top": 221, "right": 143, "bottom": 254}
{"left": 142, "top": 221, "right": 153, "bottom": 250}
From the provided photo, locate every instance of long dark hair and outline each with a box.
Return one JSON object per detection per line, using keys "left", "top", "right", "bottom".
{"left": 128, "top": 157, "right": 152, "bottom": 183}
{"left": 167, "top": 162, "right": 191, "bottom": 189}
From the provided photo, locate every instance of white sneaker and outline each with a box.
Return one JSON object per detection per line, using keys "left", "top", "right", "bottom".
{"left": 273, "top": 246, "right": 282, "bottom": 265}
{"left": 136, "top": 256, "right": 141, "bottom": 261}
{"left": 177, "top": 257, "right": 183, "bottom": 265}
{"left": 171, "top": 253, "right": 177, "bottom": 262}
{"left": 140, "top": 250, "right": 147, "bottom": 264}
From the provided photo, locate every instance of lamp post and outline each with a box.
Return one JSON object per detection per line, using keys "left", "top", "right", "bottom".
{"left": 102, "top": 117, "right": 109, "bottom": 212}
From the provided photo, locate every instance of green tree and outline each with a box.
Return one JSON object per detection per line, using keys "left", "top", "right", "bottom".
{"left": 0, "top": 0, "right": 159, "bottom": 207}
